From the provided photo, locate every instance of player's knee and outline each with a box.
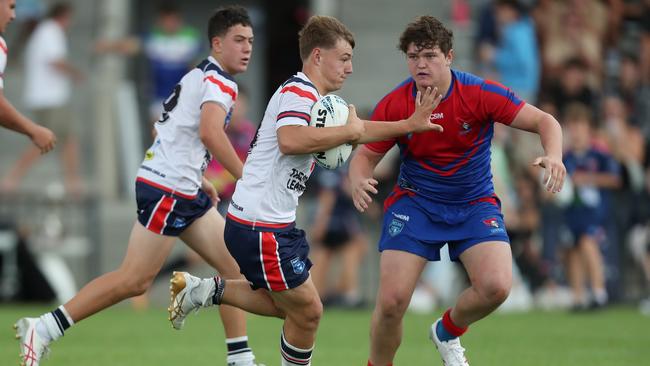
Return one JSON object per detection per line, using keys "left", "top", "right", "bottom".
{"left": 289, "top": 298, "right": 322, "bottom": 332}
{"left": 378, "top": 291, "right": 409, "bottom": 320}
{"left": 119, "top": 270, "right": 155, "bottom": 297}
{"left": 477, "top": 276, "right": 511, "bottom": 305}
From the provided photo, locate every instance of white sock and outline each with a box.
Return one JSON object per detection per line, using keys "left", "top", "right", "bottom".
{"left": 38, "top": 305, "right": 75, "bottom": 342}
{"left": 281, "top": 332, "right": 313, "bottom": 366}
{"left": 226, "top": 336, "right": 255, "bottom": 364}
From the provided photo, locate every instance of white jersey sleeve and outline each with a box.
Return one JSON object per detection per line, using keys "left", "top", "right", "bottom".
{"left": 201, "top": 67, "right": 238, "bottom": 121}
{"left": 275, "top": 79, "right": 318, "bottom": 129}
{"left": 0, "top": 37, "right": 7, "bottom": 89}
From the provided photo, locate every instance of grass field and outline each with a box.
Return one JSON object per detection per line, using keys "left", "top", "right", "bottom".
{"left": 2, "top": 305, "right": 647, "bottom": 365}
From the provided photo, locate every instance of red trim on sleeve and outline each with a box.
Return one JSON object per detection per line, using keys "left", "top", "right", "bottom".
{"left": 280, "top": 85, "right": 317, "bottom": 102}
{"left": 204, "top": 75, "right": 237, "bottom": 101}
{"left": 0, "top": 42, "right": 7, "bottom": 54}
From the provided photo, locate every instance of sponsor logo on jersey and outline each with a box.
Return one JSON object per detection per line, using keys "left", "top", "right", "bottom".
{"left": 291, "top": 257, "right": 306, "bottom": 274}
{"left": 431, "top": 113, "right": 444, "bottom": 120}
{"left": 286, "top": 168, "right": 309, "bottom": 193}
{"left": 388, "top": 218, "right": 404, "bottom": 236}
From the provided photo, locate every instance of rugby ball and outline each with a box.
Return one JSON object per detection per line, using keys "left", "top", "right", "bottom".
{"left": 309, "top": 94, "right": 352, "bottom": 169}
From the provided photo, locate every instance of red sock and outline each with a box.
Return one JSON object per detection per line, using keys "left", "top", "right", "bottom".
{"left": 442, "top": 308, "right": 468, "bottom": 337}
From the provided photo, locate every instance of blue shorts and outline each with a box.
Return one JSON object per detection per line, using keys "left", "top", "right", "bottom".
{"left": 135, "top": 179, "right": 212, "bottom": 236}
{"left": 224, "top": 214, "right": 312, "bottom": 291}
{"left": 565, "top": 207, "right": 604, "bottom": 244}
{"left": 379, "top": 188, "right": 510, "bottom": 261}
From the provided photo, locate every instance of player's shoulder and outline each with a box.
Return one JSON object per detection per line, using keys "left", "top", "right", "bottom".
{"left": 375, "top": 77, "right": 415, "bottom": 108}
{"left": 196, "top": 57, "right": 236, "bottom": 83}
{"left": 281, "top": 73, "right": 318, "bottom": 94}
{"left": 279, "top": 72, "right": 319, "bottom": 102}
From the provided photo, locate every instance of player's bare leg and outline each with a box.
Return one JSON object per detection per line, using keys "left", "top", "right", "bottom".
{"left": 369, "top": 250, "right": 427, "bottom": 365}
{"left": 65, "top": 221, "right": 176, "bottom": 321}
{"left": 180, "top": 208, "right": 269, "bottom": 365}
{"left": 16, "top": 222, "right": 176, "bottom": 365}
{"left": 180, "top": 209, "right": 250, "bottom": 336}
{"left": 268, "top": 277, "right": 322, "bottom": 366}
{"left": 450, "top": 241, "right": 512, "bottom": 327}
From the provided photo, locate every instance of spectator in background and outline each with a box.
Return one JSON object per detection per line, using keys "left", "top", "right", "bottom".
{"left": 95, "top": 1, "right": 202, "bottom": 124}
{"left": 1, "top": 2, "right": 83, "bottom": 195}
{"left": 309, "top": 165, "right": 369, "bottom": 308}
{"left": 534, "top": 0, "right": 606, "bottom": 88}
{"left": 610, "top": 54, "right": 650, "bottom": 139}
{"left": 548, "top": 58, "right": 598, "bottom": 117}
{"left": 562, "top": 103, "right": 621, "bottom": 310}
{"left": 481, "top": 0, "right": 539, "bottom": 102}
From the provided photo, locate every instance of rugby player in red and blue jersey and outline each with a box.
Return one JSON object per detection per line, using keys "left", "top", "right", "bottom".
{"left": 350, "top": 16, "right": 566, "bottom": 366}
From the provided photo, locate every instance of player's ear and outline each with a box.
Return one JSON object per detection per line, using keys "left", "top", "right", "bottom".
{"left": 211, "top": 36, "right": 222, "bottom": 53}
{"left": 446, "top": 49, "right": 454, "bottom": 66}
{"left": 312, "top": 48, "right": 322, "bottom": 65}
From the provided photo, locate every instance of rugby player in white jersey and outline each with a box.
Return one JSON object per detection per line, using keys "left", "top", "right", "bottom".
{"left": 168, "top": 16, "right": 444, "bottom": 366}
{"left": 0, "top": 0, "right": 55, "bottom": 155}
{"left": 15, "top": 6, "right": 263, "bottom": 366}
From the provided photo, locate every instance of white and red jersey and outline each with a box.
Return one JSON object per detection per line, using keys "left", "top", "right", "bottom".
{"left": 228, "top": 72, "right": 320, "bottom": 226}
{"left": 137, "top": 56, "right": 238, "bottom": 198}
{"left": 0, "top": 36, "right": 7, "bottom": 89}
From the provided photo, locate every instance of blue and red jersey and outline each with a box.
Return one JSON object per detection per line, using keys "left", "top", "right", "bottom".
{"left": 366, "top": 69, "right": 525, "bottom": 204}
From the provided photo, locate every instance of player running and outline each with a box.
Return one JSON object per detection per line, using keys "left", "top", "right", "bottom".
{"left": 15, "top": 6, "right": 263, "bottom": 366}
{"left": 167, "top": 15, "right": 444, "bottom": 366}
{"left": 350, "top": 16, "right": 565, "bottom": 366}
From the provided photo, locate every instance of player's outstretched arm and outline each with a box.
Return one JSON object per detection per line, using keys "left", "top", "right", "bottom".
{"left": 353, "top": 86, "right": 444, "bottom": 145}
{"left": 276, "top": 115, "right": 364, "bottom": 155}
{"left": 0, "top": 92, "right": 56, "bottom": 154}
{"left": 509, "top": 103, "right": 566, "bottom": 193}
{"left": 199, "top": 102, "right": 244, "bottom": 180}
{"left": 348, "top": 146, "right": 384, "bottom": 212}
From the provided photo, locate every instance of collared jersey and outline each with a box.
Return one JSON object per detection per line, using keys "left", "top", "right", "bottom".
{"left": 228, "top": 72, "right": 320, "bottom": 225}
{"left": 366, "top": 70, "right": 525, "bottom": 204}
{"left": 137, "top": 56, "right": 238, "bottom": 198}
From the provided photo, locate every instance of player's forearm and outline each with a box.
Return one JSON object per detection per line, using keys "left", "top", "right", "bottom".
{"left": 356, "top": 119, "right": 412, "bottom": 144}
{"left": 0, "top": 96, "right": 37, "bottom": 137}
{"left": 537, "top": 113, "right": 563, "bottom": 160}
{"left": 278, "top": 125, "right": 356, "bottom": 155}
{"left": 349, "top": 147, "right": 380, "bottom": 183}
{"left": 204, "top": 131, "right": 243, "bottom": 180}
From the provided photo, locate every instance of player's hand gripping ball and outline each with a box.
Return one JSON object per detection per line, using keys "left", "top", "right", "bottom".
{"left": 309, "top": 94, "right": 353, "bottom": 170}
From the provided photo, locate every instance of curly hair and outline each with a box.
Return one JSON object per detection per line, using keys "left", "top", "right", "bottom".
{"left": 398, "top": 16, "right": 453, "bottom": 54}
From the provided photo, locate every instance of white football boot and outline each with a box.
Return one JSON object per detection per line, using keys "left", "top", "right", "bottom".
{"left": 15, "top": 317, "right": 50, "bottom": 366}
{"left": 168, "top": 271, "right": 216, "bottom": 330}
{"left": 429, "top": 318, "right": 469, "bottom": 366}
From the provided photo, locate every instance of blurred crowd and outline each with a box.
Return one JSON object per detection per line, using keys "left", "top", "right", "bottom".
{"left": 2, "top": 0, "right": 650, "bottom": 314}
{"left": 467, "top": 0, "right": 650, "bottom": 312}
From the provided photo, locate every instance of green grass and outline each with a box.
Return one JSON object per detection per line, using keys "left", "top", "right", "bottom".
{"left": 2, "top": 305, "right": 647, "bottom": 365}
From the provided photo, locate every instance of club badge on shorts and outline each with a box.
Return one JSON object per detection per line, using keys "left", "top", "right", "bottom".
{"left": 388, "top": 219, "right": 404, "bottom": 237}
{"left": 291, "top": 257, "right": 306, "bottom": 274}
